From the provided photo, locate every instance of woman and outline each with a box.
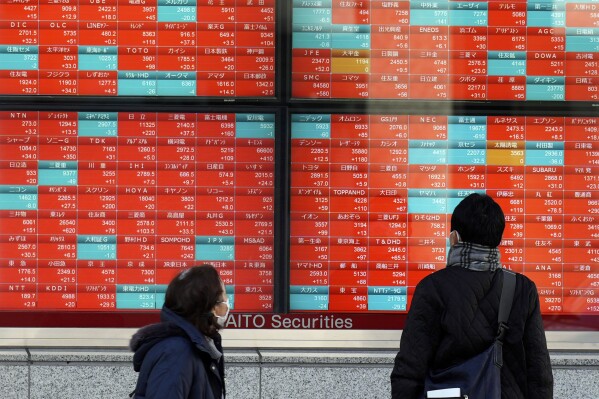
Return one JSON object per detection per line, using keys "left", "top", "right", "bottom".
{"left": 130, "top": 264, "right": 228, "bottom": 398}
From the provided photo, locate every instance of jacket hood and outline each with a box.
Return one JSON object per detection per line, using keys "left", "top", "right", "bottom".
{"left": 130, "top": 321, "right": 186, "bottom": 371}
{"left": 130, "top": 307, "right": 220, "bottom": 372}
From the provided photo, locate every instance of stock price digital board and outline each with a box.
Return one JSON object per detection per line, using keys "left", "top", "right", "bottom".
{"left": 292, "top": 0, "right": 599, "bottom": 100}
{"left": 0, "top": 111, "right": 275, "bottom": 312}
{"left": 290, "top": 113, "right": 599, "bottom": 314}
{"left": 0, "top": 0, "right": 275, "bottom": 96}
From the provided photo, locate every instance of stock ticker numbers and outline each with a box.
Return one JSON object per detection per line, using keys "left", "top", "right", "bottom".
{"left": 0, "top": 111, "right": 275, "bottom": 311}
{"left": 292, "top": 0, "right": 599, "bottom": 100}
{"left": 0, "top": 0, "right": 275, "bottom": 97}
{"left": 289, "top": 114, "right": 599, "bottom": 314}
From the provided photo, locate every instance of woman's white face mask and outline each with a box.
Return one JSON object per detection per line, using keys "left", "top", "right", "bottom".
{"left": 214, "top": 299, "right": 230, "bottom": 327}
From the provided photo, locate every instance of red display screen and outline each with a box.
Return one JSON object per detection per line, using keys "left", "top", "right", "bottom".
{"left": 0, "top": 111, "right": 276, "bottom": 312}
{"left": 291, "top": 1, "right": 599, "bottom": 100}
{"left": 0, "top": 0, "right": 275, "bottom": 97}
{"left": 290, "top": 113, "right": 599, "bottom": 314}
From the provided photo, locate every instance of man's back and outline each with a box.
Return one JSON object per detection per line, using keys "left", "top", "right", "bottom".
{"left": 390, "top": 267, "right": 553, "bottom": 399}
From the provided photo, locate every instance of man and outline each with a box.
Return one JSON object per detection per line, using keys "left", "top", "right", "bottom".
{"left": 390, "top": 193, "right": 553, "bottom": 399}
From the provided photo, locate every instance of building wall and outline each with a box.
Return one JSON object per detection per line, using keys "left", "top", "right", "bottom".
{"left": 1, "top": 349, "right": 598, "bottom": 398}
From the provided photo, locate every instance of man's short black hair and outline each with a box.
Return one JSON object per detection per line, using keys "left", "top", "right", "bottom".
{"left": 450, "top": 193, "right": 505, "bottom": 248}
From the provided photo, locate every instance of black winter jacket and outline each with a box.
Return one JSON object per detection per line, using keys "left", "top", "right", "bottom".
{"left": 391, "top": 267, "right": 553, "bottom": 399}
{"left": 130, "top": 307, "right": 225, "bottom": 399}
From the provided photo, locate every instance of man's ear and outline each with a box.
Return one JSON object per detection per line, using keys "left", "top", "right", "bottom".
{"left": 449, "top": 230, "right": 461, "bottom": 246}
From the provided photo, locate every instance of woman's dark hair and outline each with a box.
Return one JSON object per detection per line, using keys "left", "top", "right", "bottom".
{"left": 450, "top": 193, "right": 505, "bottom": 248}
{"left": 164, "top": 264, "right": 224, "bottom": 337}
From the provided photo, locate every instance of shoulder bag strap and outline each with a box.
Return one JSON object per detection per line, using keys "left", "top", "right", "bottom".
{"left": 494, "top": 269, "right": 516, "bottom": 368}
{"left": 498, "top": 269, "right": 517, "bottom": 335}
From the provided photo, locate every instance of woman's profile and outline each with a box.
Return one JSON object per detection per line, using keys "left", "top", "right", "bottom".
{"left": 130, "top": 264, "right": 228, "bottom": 398}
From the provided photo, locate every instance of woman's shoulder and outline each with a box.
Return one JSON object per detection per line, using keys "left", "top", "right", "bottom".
{"left": 147, "top": 334, "right": 195, "bottom": 356}
{"left": 146, "top": 336, "right": 210, "bottom": 373}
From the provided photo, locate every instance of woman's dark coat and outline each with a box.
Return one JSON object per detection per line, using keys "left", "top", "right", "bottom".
{"left": 391, "top": 267, "right": 553, "bottom": 399}
{"left": 130, "top": 307, "right": 225, "bottom": 399}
